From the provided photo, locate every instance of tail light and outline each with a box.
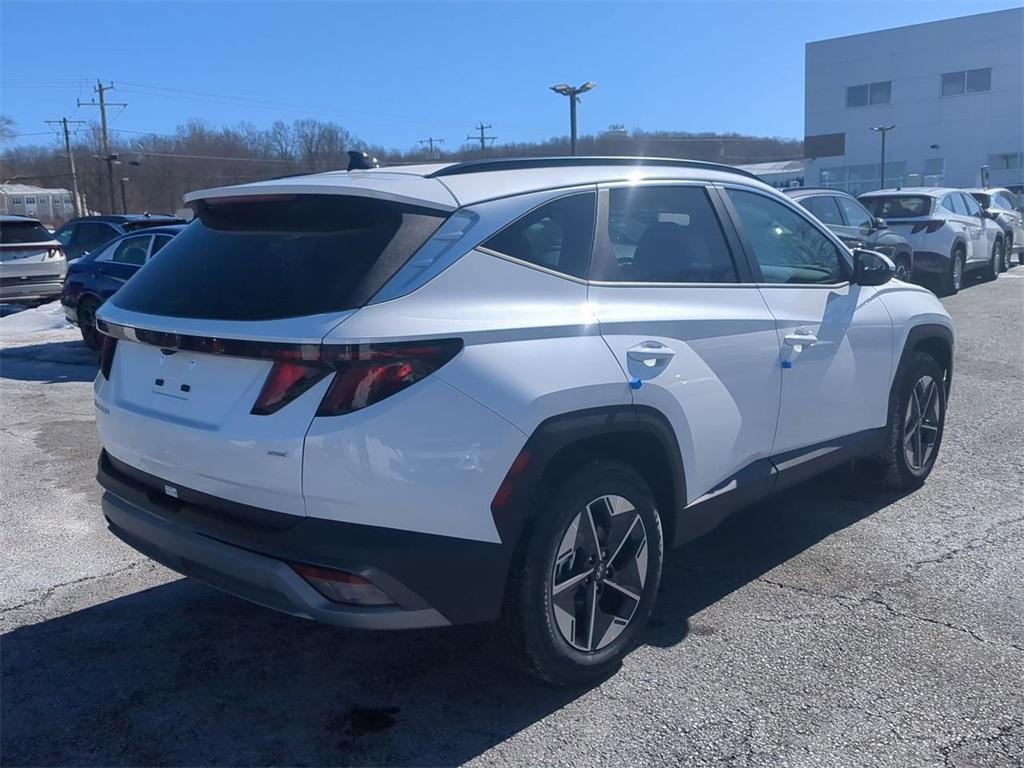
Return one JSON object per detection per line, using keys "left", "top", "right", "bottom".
{"left": 491, "top": 450, "right": 532, "bottom": 512}
{"left": 251, "top": 362, "right": 328, "bottom": 415}
{"left": 911, "top": 220, "right": 945, "bottom": 235}
{"left": 316, "top": 339, "right": 463, "bottom": 417}
{"left": 99, "top": 335, "right": 117, "bottom": 380}
{"left": 290, "top": 563, "right": 395, "bottom": 606}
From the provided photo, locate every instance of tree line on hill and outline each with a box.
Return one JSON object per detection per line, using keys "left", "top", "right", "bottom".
{"left": 0, "top": 116, "right": 802, "bottom": 217}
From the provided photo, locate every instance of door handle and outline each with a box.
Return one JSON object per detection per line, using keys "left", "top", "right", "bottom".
{"left": 627, "top": 342, "right": 676, "bottom": 366}
{"left": 784, "top": 328, "right": 818, "bottom": 348}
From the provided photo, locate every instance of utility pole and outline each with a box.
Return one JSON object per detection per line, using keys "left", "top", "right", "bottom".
{"left": 418, "top": 137, "right": 445, "bottom": 159}
{"left": 550, "top": 82, "right": 596, "bottom": 156}
{"left": 78, "top": 81, "right": 126, "bottom": 213}
{"left": 466, "top": 123, "right": 496, "bottom": 158}
{"left": 870, "top": 124, "right": 896, "bottom": 189}
{"left": 45, "top": 117, "right": 87, "bottom": 217}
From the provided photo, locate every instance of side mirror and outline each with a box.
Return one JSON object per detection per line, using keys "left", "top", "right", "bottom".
{"left": 853, "top": 248, "right": 894, "bottom": 286}
{"left": 873, "top": 217, "right": 888, "bottom": 230}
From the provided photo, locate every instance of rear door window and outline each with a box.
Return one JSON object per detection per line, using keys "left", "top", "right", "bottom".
{"left": 835, "top": 196, "right": 873, "bottom": 232}
{"left": 595, "top": 185, "right": 737, "bottom": 283}
{"left": 802, "top": 196, "right": 843, "bottom": 227}
{"left": 113, "top": 195, "right": 446, "bottom": 320}
{"left": 105, "top": 235, "right": 153, "bottom": 266}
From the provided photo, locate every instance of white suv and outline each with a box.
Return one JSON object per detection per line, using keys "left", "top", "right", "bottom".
{"left": 859, "top": 187, "right": 1004, "bottom": 295}
{"left": 94, "top": 158, "right": 954, "bottom": 684}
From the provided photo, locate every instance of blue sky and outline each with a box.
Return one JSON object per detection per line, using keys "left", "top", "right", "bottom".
{"left": 2, "top": 1, "right": 1020, "bottom": 151}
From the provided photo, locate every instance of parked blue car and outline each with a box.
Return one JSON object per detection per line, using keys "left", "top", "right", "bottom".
{"left": 61, "top": 224, "right": 185, "bottom": 349}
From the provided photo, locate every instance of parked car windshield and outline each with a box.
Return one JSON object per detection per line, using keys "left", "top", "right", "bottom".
{"left": 112, "top": 194, "right": 446, "bottom": 320}
{"left": 0, "top": 219, "right": 53, "bottom": 244}
{"left": 860, "top": 195, "right": 933, "bottom": 219}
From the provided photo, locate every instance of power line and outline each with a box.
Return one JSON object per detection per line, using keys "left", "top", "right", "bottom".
{"left": 77, "top": 80, "right": 127, "bottom": 213}
{"left": 418, "top": 137, "right": 445, "bottom": 159}
{"left": 466, "top": 123, "right": 496, "bottom": 158}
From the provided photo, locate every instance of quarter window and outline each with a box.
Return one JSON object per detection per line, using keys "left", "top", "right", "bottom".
{"left": 597, "top": 186, "right": 737, "bottom": 283}
{"left": 150, "top": 234, "right": 173, "bottom": 258}
{"left": 959, "top": 193, "right": 982, "bottom": 217}
{"left": 727, "top": 189, "right": 846, "bottom": 285}
{"left": 946, "top": 194, "right": 968, "bottom": 216}
{"left": 481, "top": 193, "right": 595, "bottom": 279}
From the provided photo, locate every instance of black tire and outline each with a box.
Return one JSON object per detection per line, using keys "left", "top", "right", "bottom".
{"left": 498, "top": 459, "right": 664, "bottom": 686}
{"left": 894, "top": 253, "right": 913, "bottom": 283}
{"left": 865, "top": 351, "right": 947, "bottom": 490}
{"left": 984, "top": 240, "right": 1000, "bottom": 281}
{"left": 944, "top": 247, "right": 965, "bottom": 295}
{"left": 78, "top": 296, "right": 102, "bottom": 351}
{"left": 998, "top": 238, "right": 1008, "bottom": 272}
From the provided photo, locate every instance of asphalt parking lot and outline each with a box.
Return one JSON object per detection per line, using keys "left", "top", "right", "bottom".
{"left": 1, "top": 269, "right": 1022, "bottom": 768}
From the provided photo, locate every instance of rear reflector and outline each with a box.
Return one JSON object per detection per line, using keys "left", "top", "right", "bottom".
{"left": 491, "top": 450, "right": 531, "bottom": 512}
{"left": 99, "top": 335, "right": 117, "bottom": 380}
{"left": 290, "top": 564, "right": 395, "bottom": 606}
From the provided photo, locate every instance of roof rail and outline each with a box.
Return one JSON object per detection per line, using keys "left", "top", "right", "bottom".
{"left": 426, "top": 156, "right": 761, "bottom": 181}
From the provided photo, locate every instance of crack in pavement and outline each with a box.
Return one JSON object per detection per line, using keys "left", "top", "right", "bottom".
{"left": 903, "top": 516, "right": 1024, "bottom": 575}
{"left": 940, "top": 720, "right": 1024, "bottom": 767}
{"left": 0, "top": 560, "right": 152, "bottom": 616}
{"left": 753, "top": 577, "right": 1024, "bottom": 654}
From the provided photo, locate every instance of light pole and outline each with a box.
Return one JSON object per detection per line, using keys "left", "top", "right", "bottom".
{"left": 119, "top": 177, "right": 130, "bottom": 214}
{"left": 871, "top": 124, "right": 896, "bottom": 188}
{"left": 550, "top": 82, "right": 596, "bottom": 155}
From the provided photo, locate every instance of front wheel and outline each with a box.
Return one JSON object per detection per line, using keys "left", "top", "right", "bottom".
{"left": 894, "top": 254, "right": 913, "bottom": 283}
{"left": 499, "top": 459, "right": 663, "bottom": 686}
{"left": 865, "top": 351, "right": 947, "bottom": 489}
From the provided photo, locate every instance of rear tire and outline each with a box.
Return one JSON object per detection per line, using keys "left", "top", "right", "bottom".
{"left": 78, "top": 296, "right": 102, "bottom": 351}
{"left": 498, "top": 459, "right": 663, "bottom": 686}
{"left": 944, "top": 247, "right": 965, "bottom": 296}
{"left": 998, "top": 238, "right": 1008, "bottom": 272}
{"left": 865, "top": 351, "right": 947, "bottom": 490}
{"left": 985, "top": 240, "right": 1000, "bottom": 281}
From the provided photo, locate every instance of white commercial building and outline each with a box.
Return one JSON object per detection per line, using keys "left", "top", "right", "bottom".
{"left": 804, "top": 8, "right": 1023, "bottom": 195}
{"left": 0, "top": 184, "right": 75, "bottom": 225}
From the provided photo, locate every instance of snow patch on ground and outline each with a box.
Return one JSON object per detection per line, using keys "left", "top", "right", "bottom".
{"left": 0, "top": 301, "right": 72, "bottom": 335}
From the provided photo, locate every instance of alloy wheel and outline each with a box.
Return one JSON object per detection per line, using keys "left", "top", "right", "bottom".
{"left": 903, "top": 374, "right": 941, "bottom": 471}
{"left": 550, "top": 494, "right": 648, "bottom": 652}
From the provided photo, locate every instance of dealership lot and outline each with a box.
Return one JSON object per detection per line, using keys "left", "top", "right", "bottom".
{"left": 0, "top": 272, "right": 1022, "bottom": 767}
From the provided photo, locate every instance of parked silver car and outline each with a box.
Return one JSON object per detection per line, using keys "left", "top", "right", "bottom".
{"left": 965, "top": 187, "right": 1024, "bottom": 267}
{"left": 859, "top": 188, "right": 1004, "bottom": 295}
{"left": 0, "top": 214, "right": 67, "bottom": 304}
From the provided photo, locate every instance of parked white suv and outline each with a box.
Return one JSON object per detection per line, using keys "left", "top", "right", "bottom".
{"left": 859, "top": 187, "right": 1004, "bottom": 295}
{"left": 94, "top": 158, "right": 954, "bottom": 684}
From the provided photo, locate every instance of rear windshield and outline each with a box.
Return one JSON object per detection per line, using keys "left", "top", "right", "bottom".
{"left": 113, "top": 195, "right": 446, "bottom": 320}
{"left": 0, "top": 220, "right": 53, "bottom": 244}
{"left": 860, "top": 195, "right": 933, "bottom": 219}
{"left": 123, "top": 218, "right": 185, "bottom": 231}
{"left": 968, "top": 192, "right": 990, "bottom": 207}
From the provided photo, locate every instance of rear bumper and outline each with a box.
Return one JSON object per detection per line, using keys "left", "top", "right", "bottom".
{"left": 98, "top": 450, "right": 511, "bottom": 628}
{"left": 0, "top": 278, "right": 64, "bottom": 302}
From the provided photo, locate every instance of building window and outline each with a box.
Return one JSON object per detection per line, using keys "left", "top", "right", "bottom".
{"left": 12, "top": 197, "right": 23, "bottom": 206}
{"left": 846, "top": 81, "right": 891, "bottom": 108}
{"left": 923, "top": 158, "right": 944, "bottom": 186}
{"left": 942, "top": 68, "right": 991, "bottom": 96}
{"left": 25, "top": 197, "right": 36, "bottom": 205}
{"left": 989, "top": 152, "right": 1022, "bottom": 171}
{"left": 819, "top": 162, "right": 907, "bottom": 195}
